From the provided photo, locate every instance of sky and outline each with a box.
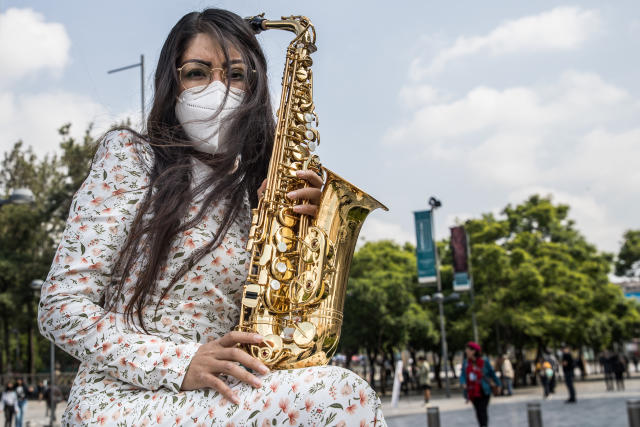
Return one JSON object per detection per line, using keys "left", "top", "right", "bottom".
{"left": 1, "top": 0, "right": 639, "bottom": 255}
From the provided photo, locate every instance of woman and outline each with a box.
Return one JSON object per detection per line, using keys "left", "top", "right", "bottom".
{"left": 460, "top": 342, "right": 500, "bottom": 427}
{"left": 416, "top": 356, "right": 431, "bottom": 404}
{"left": 536, "top": 357, "right": 553, "bottom": 398}
{"left": 1, "top": 382, "right": 18, "bottom": 427}
{"left": 38, "top": 9, "right": 385, "bottom": 426}
{"left": 500, "top": 354, "right": 514, "bottom": 396}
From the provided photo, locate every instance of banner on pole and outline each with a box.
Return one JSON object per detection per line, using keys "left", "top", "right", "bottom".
{"left": 414, "top": 210, "right": 437, "bottom": 284}
{"left": 450, "top": 226, "right": 472, "bottom": 291}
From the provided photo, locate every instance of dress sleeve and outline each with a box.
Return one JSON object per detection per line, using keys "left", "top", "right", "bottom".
{"left": 37, "top": 130, "right": 201, "bottom": 393}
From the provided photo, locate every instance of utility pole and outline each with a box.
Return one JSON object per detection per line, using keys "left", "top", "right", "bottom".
{"left": 108, "top": 54, "right": 146, "bottom": 128}
{"left": 429, "top": 196, "right": 451, "bottom": 398}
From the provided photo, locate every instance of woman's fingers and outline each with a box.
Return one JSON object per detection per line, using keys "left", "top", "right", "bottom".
{"left": 216, "top": 331, "right": 264, "bottom": 348}
{"left": 211, "top": 359, "right": 263, "bottom": 389}
{"left": 287, "top": 187, "right": 322, "bottom": 204}
{"left": 296, "top": 169, "right": 323, "bottom": 189}
{"left": 257, "top": 179, "right": 267, "bottom": 199}
{"left": 216, "top": 347, "right": 269, "bottom": 375}
{"left": 203, "top": 373, "right": 240, "bottom": 404}
{"left": 292, "top": 204, "right": 318, "bottom": 217}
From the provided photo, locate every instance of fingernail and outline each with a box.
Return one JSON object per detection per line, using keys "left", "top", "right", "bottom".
{"left": 286, "top": 191, "right": 295, "bottom": 199}
{"left": 232, "top": 395, "right": 240, "bottom": 405}
{"left": 259, "top": 365, "right": 270, "bottom": 375}
{"left": 253, "top": 334, "right": 264, "bottom": 342}
{"left": 253, "top": 379, "right": 263, "bottom": 388}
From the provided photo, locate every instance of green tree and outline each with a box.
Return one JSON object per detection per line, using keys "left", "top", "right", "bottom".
{"left": 463, "top": 195, "right": 640, "bottom": 377}
{"left": 0, "top": 124, "right": 98, "bottom": 374}
{"left": 615, "top": 230, "right": 640, "bottom": 277}
{"left": 340, "top": 240, "right": 437, "bottom": 392}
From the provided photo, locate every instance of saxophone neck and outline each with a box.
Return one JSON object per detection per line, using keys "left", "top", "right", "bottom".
{"left": 245, "top": 14, "right": 316, "bottom": 51}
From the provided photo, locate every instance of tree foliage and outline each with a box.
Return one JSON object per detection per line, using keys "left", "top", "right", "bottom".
{"left": 616, "top": 229, "right": 640, "bottom": 277}
{"left": 0, "top": 124, "right": 98, "bottom": 373}
{"left": 339, "top": 240, "right": 438, "bottom": 388}
{"left": 462, "top": 195, "right": 640, "bottom": 354}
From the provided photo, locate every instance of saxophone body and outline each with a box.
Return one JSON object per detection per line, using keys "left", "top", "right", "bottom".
{"left": 237, "top": 15, "right": 387, "bottom": 369}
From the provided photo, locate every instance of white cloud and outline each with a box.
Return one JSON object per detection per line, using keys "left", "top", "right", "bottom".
{"left": 0, "top": 8, "right": 71, "bottom": 83}
{"left": 0, "top": 8, "right": 136, "bottom": 157}
{"left": 412, "top": 7, "right": 601, "bottom": 77}
{"left": 384, "top": 70, "right": 640, "bottom": 252}
{"left": 507, "top": 187, "right": 621, "bottom": 252}
{"left": 385, "top": 71, "right": 636, "bottom": 190}
{"left": 359, "top": 217, "right": 416, "bottom": 246}
{"left": 0, "top": 90, "right": 125, "bottom": 156}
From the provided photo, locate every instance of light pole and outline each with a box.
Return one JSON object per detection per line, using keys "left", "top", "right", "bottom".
{"left": 108, "top": 54, "right": 146, "bottom": 128}
{"left": 421, "top": 291, "right": 460, "bottom": 398}
{"left": 427, "top": 196, "right": 453, "bottom": 397}
{"left": 31, "top": 279, "right": 55, "bottom": 427}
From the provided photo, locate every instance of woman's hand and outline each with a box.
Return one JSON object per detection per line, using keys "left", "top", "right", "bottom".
{"left": 256, "top": 169, "right": 324, "bottom": 218}
{"left": 181, "top": 331, "right": 269, "bottom": 404}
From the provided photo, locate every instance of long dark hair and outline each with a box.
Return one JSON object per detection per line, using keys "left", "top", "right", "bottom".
{"left": 102, "top": 9, "right": 275, "bottom": 330}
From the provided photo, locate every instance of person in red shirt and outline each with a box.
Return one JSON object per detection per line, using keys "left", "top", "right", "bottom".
{"left": 460, "top": 342, "right": 501, "bottom": 427}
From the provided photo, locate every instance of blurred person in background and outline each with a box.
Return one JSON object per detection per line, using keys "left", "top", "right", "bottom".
{"left": 1, "top": 382, "right": 18, "bottom": 427}
{"left": 536, "top": 357, "right": 553, "bottom": 398}
{"left": 612, "top": 352, "right": 626, "bottom": 391}
{"left": 602, "top": 350, "right": 614, "bottom": 390}
{"left": 561, "top": 346, "right": 577, "bottom": 403}
{"left": 500, "top": 354, "right": 514, "bottom": 396}
{"left": 14, "top": 378, "right": 27, "bottom": 427}
{"left": 416, "top": 355, "right": 431, "bottom": 404}
{"left": 460, "top": 342, "right": 501, "bottom": 427}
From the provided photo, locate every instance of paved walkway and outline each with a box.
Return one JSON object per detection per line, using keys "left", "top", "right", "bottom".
{"left": 383, "top": 376, "right": 639, "bottom": 427}
{"left": 18, "top": 376, "right": 638, "bottom": 426}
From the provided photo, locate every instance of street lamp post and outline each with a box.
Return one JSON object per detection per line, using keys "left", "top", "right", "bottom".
{"left": 428, "top": 196, "right": 453, "bottom": 398}
{"left": 31, "top": 279, "right": 55, "bottom": 427}
{"left": 108, "top": 54, "right": 146, "bottom": 128}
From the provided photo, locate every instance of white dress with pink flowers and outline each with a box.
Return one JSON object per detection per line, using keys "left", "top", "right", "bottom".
{"left": 38, "top": 130, "right": 385, "bottom": 426}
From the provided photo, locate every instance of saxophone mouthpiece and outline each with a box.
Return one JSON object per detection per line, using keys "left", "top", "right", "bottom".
{"left": 245, "top": 13, "right": 267, "bottom": 34}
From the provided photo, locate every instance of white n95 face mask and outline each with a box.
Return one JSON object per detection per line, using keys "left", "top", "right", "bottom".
{"left": 175, "top": 81, "right": 244, "bottom": 155}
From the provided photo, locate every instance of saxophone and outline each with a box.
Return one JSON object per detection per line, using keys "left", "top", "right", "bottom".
{"left": 237, "top": 14, "right": 387, "bottom": 369}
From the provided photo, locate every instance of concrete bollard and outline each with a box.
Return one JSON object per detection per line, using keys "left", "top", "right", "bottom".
{"left": 527, "top": 402, "right": 543, "bottom": 427}
{"left": 426, "top": 406, "right": 441, "bottom": 427}
{"left": 628, "top": 400, "right": 640, "bottom": 427}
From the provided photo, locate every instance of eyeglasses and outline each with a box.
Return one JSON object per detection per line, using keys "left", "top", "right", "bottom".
{"left": 177, "top": 61, "right": 254, "bottom": 91}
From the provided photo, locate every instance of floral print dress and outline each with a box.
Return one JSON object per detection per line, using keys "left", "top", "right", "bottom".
{"left": 38, "top": 130, "right": 386, "bottom": 426}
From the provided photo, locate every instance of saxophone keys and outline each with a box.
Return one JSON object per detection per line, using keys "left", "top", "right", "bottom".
{"left": 258, "top": 269, "right": 268, "bottom": 285}
{"left": 258, "top": 244, "right": 272, "bottom": 265}
{"left": 277, "top": 207, "right": 297, "bottom": 227}
{"left": 271, "top": 256, "right": 293, "bottom": 280}
{"left": 293, "top": 321, "right": 316, "bottom": 348}
{"left": 269, "top": 279, "right": 281, "bottom": 291}
{"left": 295, "top": 68, "right": 308, "bottom": 81}
{"left": 307, "top": 141, "right": 317, "bottom": 152}
{"left": 241, "top": 284, "right": 261, "bottom": 308}
{"left": 274, "top": 227, "right": 295, "bottom": 252}
{"left": 304, "top": 112, "right": 315, "bottom": 123}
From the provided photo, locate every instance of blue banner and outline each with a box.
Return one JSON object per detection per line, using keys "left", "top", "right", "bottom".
{"left": 414, "top": 210, "right": 437, "bottom": 284}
